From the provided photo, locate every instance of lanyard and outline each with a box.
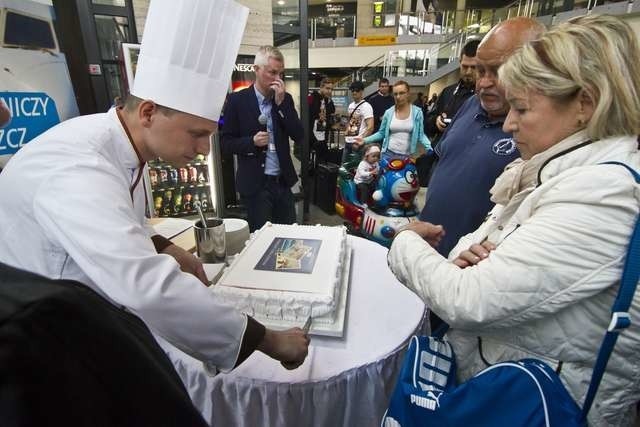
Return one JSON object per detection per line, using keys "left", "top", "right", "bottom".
{"left": 115, "top": 108, "right": 146, "bottom": 202}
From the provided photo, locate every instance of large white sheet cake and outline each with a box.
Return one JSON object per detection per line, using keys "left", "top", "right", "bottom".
{"left": 213, "top": 223, "right": 348, "bottom": 328}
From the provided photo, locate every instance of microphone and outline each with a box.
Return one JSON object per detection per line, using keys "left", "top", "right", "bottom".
{"left": 258, "top": 114, "right": 268, "bottom": 132}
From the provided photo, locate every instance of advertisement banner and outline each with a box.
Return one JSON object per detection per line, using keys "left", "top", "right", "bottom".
{"left": 0, "top": 92, "right": 60, "bottom": 156}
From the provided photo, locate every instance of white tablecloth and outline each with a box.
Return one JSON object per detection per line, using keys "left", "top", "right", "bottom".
{"left": 161, "top": 235, "right": 426, "bottom": 426}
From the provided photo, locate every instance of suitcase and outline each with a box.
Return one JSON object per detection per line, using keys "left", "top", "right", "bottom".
{"left": 314, "top": 162, "right": 339, "bottom": 215}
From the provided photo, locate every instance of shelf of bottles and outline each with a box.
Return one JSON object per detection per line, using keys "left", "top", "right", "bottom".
{"left": 149, "top": 155, "right": 213, "bottom": 217}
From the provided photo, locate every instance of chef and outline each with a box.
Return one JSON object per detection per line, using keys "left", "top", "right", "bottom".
{"left": 0, "top": 0, "right": 308, "bottom": 377}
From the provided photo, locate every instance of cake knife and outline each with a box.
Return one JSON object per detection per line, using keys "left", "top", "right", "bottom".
{"left": 302, "top": 315, "right": 312, "bottom": 334}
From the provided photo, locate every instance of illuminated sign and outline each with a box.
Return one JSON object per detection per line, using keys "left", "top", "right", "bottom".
{"left": 234, "top": 63, "right": 255, "bottom": 72}
{"left": 358, "top": 35, "right": 396, "bottom": 45}
{"left": 326, "top": 4, "right": 344, "bottom": 15}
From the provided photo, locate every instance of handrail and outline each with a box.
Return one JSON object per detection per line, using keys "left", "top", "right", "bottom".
{"left": 386, "top": 0, "right": 535, "bottom": 79}
{"left": 334, "top": 54, "right": 386, "bottom": 88}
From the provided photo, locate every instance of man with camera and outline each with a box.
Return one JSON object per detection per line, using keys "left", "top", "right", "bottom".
{"left": 424, "top": 39, "right": 479, "bottom": 145}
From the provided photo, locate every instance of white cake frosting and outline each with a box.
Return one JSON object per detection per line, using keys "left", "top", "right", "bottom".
{"left": 213, "top": 223, "right": 347, "bottom": 324}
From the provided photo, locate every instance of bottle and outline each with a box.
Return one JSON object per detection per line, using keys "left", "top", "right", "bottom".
{"left": 197, "top": 167, "right": 207, "bottom": 184}
{"left": 154, "top": 195, "right": 163, "bottom": 215}
{"left": 179, "top": 167, "right": 189, "bottom": 183}
{"left": 159, "top": 168, "right": 168, "bottom": 186}
{"left": 182, "top": 192, "right": 192, "bottom": 212}
{"left": 189, "top": 166, "right": 198, "bottom": 183}
{"left": 172, "top": 188, "right": 183, "bottom": 214}
{"left": 162, "top": 190, "right": 173, "bottom": 216}
{"left": 200, "top": 191, "right": 209, "bottom": 211}
{"left": 149, "top": 169, "right": 158, "bottom": 187}
{"left": 169, "top": 168, "right": 179, "bottom": 186}
{"left": 192, "top": 193, "right": 200, "bottom": 211}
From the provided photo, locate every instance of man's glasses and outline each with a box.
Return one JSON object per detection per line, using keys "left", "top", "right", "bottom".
{"left": 393, "top": 91, "right": 407, "bottom": 97}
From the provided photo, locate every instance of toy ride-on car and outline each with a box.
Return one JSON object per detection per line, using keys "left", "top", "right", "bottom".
{"left": 334, "top": 147, "right": 420, "bottom": 247}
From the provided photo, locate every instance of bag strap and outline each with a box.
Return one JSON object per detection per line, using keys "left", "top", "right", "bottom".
{"left": 580, "top": 161, "right": 640, "bottom": 421}
{"left": 348, "top": 100, "right": 366, "bottom": 122}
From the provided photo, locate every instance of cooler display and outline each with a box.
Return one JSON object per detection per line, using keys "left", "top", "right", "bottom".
{"left": 148, "top": 154, "right": 214, "bottom": 217}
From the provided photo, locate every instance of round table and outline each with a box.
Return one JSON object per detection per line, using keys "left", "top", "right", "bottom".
{"left": 163, "top": 235, "right": 426, "bottom": 426}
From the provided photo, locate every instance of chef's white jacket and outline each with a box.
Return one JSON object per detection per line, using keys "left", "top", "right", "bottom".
{"left": 0, "top": 108, "right": 251, "bottom": 372}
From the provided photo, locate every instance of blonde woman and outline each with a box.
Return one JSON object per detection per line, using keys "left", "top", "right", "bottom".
{"left": 388, "top": 15, "right": 640, "bottom": 426}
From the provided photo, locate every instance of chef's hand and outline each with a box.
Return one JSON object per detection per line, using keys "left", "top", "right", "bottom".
{"left": 270, "top": 78, "right": 286, "bottom": 106}
{"left": 258, "top": 328, "right": 310, "bottom": 370}
{"left": 397, "top": 221, "right": 445, "bottom": 248}
{"left": 452, "top": 240, "right": 496, "bottom": 268}
{"left": 162, "top": 244, "right": 208, "bottom": 285}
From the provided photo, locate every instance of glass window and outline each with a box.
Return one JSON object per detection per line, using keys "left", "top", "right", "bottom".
{"left": 103, "top": 63, "right": 125, "bottom": 103}
{"left": 94, "top": 14, "right": 130, "bottom": 60}
{"left": 272, "top": 0, "right": 300, "bottom": 27}
{"left": 92, "top": 0, "right": 127, "bottom": 6}
{"left": 4, "top": 11, "right": 55, "bottom": 50}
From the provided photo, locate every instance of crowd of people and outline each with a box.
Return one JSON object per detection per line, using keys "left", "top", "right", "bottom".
{"left": 0, "top": 0, "right": 639, "bottom": 424}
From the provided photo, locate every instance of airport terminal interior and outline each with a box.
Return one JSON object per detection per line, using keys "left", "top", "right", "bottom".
{"left": 2, "top": 0, "right": 640, "bottom": 425}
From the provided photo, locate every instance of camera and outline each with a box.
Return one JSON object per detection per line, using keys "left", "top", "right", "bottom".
{"left": 443, "top": 118, "right": 452, "bottom": 124}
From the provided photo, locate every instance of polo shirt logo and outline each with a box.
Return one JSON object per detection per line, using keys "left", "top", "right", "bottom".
{"left": 492, "top": 138, "right": 517, "bottom": 155}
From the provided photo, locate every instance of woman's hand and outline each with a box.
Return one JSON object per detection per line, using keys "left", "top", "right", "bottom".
{"left": 353, "top": 136, "right": 364, "bottom": 147}
{"left": 398, "top": 221, "right": 445, "bottom": 248}
{"left": 452, "top": 240, "right": 496, "bottom": 268}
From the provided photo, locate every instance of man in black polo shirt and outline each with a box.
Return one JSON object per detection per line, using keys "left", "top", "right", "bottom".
{"left": 366, "top": 78, "right": 394, "bottom": 133}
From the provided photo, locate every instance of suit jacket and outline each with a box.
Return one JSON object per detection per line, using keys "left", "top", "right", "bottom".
{"left": 221, "top": 85, "right": 304, "bottom": 196}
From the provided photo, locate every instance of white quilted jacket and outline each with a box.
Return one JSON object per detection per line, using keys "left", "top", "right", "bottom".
{"left": 388, "top": 134, "right": 640, "bottom": 426}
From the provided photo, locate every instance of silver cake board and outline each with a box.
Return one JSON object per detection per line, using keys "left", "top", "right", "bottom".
{"left": 248, "top": 243, "right": 352, "bottom": 338}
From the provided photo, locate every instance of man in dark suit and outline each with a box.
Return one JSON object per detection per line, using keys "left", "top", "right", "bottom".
{"left": 222, "top": 45, "right": 304, "bottom": 232}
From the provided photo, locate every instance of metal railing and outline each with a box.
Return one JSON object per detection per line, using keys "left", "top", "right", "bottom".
{"left": 334, "top": 54, "right": 387, "bottom": 89}
{"left": 384, "top": 0, "right": 541, "bottom": 79}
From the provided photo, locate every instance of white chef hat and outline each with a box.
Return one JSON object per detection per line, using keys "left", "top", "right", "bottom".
{"left": 131, "top": 0, "right": 248, "bottom": 121}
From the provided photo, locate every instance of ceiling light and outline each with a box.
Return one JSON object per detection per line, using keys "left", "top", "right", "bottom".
{"left": 277, "top": 0, "right": 285, "bottom": 5}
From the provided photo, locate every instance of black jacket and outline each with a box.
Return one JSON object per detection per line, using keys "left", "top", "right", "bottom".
{"left": 308, "top": 90, "right": 336, "bottom": 144}
{"left": 366, "top": 92, "right": 394, "bottom": 133}
{"left": 0, "top": 262, "right": 208, "bottom": 427}
{"left": 424, "top": 80, "right": 475, "bottom": 145}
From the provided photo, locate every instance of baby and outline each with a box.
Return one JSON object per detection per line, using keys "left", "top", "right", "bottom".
{"left": 354, "top": 144, "right": 381, "bottom": 204}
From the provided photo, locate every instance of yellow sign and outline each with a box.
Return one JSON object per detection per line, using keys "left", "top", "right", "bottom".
{"left": 357, "top": 35, "right": 397, "bottom": 46}
{"left": 373, "top": 2, "right": 384, "bottom": 13}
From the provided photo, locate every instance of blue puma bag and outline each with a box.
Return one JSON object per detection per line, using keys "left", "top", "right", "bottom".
{"left": 382, "top": 336, "right": 583, "bottom": 427}
{"left": 383, "top": 162, "right": 640, "bottom": 427}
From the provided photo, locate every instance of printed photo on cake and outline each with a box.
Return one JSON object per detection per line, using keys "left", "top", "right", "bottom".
{"left": 255, "top": 238, "right": 322, "bottom": 274}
